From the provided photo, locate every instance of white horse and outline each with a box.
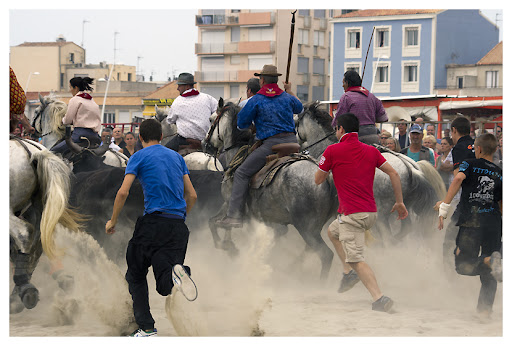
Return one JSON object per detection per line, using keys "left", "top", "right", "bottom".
{"left": 295, "top": 102, "right": 446, "bottom": 243}
{"left": 10, "top": 136, "right": 82, "bottom": 313}
{"left": 33, "top": 94, "right": 129, "bottom": 168}
{"left": 203, "top": 99, "right": 338, "bottom": 279}
{"left": 155, "top": 105, "right": 224, "bottom": 171}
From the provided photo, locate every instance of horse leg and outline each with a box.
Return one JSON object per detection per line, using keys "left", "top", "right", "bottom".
{"left": 208, "top": 203, "right": 239, "bottom": 256}
{"left": 294, "top": 222, "right": 333, "bottom": 280}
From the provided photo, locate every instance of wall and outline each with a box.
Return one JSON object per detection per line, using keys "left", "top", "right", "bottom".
{"left": 10, "top": 46, "right": 61, "bottom": 92}
{"left": 434, "top": 9, "right": 499, "bottom": 89}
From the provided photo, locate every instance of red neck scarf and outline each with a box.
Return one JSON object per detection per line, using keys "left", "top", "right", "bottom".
{"left": 346, "top": 86, "right": 369, "bottom": 96}
{"left": 181, "top": 88, "right": 200, "bottom": 97}
{"left": 76, "top": 92, "right": 92, "bottom": 100}
{"left": 257, "top": 83, "right": 284, "bottom": 97}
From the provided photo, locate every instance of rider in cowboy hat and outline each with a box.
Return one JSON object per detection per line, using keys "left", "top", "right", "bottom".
{"left": 165, "top": 72, "right": 217, "bottom": 152}
{"left": 216, "top": 64, "right": 303, "bottom": 228}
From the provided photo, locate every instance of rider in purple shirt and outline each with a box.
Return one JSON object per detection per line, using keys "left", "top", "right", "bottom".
{"left": 331, "top": 70, "right": 388, "bottom": 145}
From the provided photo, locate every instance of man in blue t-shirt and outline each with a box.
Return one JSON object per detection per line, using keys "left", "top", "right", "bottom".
{"left": 400, "top": 124, "right": 435, "bottom": 165}
{"left": 105, "top": 119, "right": 197, "bottom": 337}
{"left": 215, "top": 64, "right": 304, "bottom": 228}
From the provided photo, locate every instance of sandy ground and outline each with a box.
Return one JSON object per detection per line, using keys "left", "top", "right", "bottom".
{"left": 9, "top": 219, "right": 504, "bottom": 340}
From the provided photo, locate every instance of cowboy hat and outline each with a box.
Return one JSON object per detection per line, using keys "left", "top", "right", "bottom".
{"left": 176, "top": 72, "right": 197, "bottom": 85}
{"left": 254, "top": 64, "right": 282, "bottom": 77}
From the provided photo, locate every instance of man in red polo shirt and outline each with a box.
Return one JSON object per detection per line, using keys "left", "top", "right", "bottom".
{"left": 315, "top": 112, "right": 408, "bottom": 312}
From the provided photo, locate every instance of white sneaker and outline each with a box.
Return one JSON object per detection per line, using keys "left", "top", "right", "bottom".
{"left": 129, "top": 328, "right": 157, "bottom": 337}
{"left": 172, "top": 264, "right": 198, "bottom": 301}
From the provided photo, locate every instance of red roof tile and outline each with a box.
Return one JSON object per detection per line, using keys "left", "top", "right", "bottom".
{"left": 477, "top": 41, "right": 502, "bottom": 65}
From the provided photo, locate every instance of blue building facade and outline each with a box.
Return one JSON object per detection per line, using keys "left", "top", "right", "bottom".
{"left": 330, "top": 10, "right": 498, "bottom": 100}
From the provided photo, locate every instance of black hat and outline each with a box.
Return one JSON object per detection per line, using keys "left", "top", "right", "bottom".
{"left": 177, "top": 73, "right": 196, "bottom": 85}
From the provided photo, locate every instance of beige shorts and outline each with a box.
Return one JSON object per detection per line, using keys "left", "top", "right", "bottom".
{"left": 329, "top": 212, "right": 377, "bottom": 263}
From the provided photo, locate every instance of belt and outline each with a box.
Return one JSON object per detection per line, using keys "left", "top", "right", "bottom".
{"left": 150, "top": 211, "right": 184, "bottom": 220}
{"left": 267, "top": 132, "right": 295, "bottom": 139}
{"left": 359, "top": 124, "right": 376, "bottom": 128}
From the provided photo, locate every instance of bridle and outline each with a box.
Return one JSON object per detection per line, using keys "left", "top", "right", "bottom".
{"left": 295, "top": 110, "right": 335, "bottom": 154}
{"left": 31, "top": 99, "right": 63, "bottom": 139}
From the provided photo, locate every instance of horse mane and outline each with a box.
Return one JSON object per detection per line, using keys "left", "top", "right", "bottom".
{"left": 39, "top": 95, "right": 67, "bottom": 136}
{"left": 303, "top": 101, "right": 334, "bottom": 133}
{"left": 223, "top": 102, "right": 252, "bottom": 145}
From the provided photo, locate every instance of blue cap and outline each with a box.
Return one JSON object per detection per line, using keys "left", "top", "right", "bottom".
{"left": 410, "top": 124, "right": 423, "bottom": 133}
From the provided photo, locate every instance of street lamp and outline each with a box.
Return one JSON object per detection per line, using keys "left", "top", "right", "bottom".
{"left": 100, "top": 31, "right": 120, "bottom": 120}
{"left": 25, "top": 71, "right": 40, "bottom": 92}
{"left": 371, "top": 55, "right": 389, "bottom": 93}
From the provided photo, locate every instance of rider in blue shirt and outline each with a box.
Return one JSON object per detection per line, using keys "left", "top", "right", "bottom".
{"left": 216, "top": 64, "right": 304, "bottom": 228}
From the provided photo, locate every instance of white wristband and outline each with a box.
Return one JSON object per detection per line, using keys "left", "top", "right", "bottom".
{"left": 439, "top": 202, "right": 451, "bottom": 219}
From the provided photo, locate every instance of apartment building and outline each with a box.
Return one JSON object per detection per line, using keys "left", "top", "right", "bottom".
{"left": 195, "top": 9, "right": 348, "bottom": 103}
{"left": 10, "top": 36, "right": 136, "bottom": 93}
{"left": 330, "top": 10, "right": 499, "bottom": 100}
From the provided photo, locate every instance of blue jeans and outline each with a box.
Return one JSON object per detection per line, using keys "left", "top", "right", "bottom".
{"left": 51, "top": 127, "right": 100, "bottom": 153}
{"left": 227, "top": 133, "right": 297, "bottom": 218}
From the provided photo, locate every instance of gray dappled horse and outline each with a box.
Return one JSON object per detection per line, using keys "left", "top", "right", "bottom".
{"left": 203, "top": 100, "right": 338, "bottom": 279}
{"left": 295, "top": 102, "right": 446, "bottom": 243}
{"left": 9, "top": 137, "right": 82, "bottom": 313}
{"left": 33, "top": 94, "right": 129, "bottom": 167}
{"left": 155, "top": 105, "right": 224, "bottom": 171}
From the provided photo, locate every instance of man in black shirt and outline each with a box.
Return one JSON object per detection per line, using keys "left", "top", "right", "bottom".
{"left": 435, "top": 133, "right": 502, "bottom": 317}
{"left": 442, "top": 117, "right": 475, "bottom": 266}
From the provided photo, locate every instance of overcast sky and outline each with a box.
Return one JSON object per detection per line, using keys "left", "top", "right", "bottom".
{"left": 7, "top": 5, "right": 503, "bottom": 82}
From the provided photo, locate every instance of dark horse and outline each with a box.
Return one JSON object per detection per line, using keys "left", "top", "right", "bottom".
{"left": 203, "top": 100, "right": 339, "bottom": 279}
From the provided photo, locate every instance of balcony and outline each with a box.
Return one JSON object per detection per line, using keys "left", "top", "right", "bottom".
{"left": 300, "top": 73, "right": 311, "bottom": 85}
{"left": 314, "top": 74, "right": 326, "bottom": 86}
{"left": 195, "top": 71, "right": 239, "bottom": 82}
{"left": 303, "top": 15, "right": 311, "bottom": 28}
{"left": 319, "top": 18, "right": 327, "bottom": 30}
{"left": 239, "top": 12, "right": 275, "bottom": 26}
{"left": 196, "top": 14, "right": 239, "bottom": 26}
{"left": 196, "top": 42, "right": 239, "bottom": 55}
{"left": 238, "top": 41, "right": 275, "bottom": 54}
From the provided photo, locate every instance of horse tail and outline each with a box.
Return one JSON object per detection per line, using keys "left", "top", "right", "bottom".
{"left": 416, "top": 160, "right": 447, "bottom": 200}
{"left": 31, "top": 150, "right": 84, "bottom": 260}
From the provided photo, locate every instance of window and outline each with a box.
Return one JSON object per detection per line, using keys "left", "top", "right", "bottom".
{"left": 313, "top": 58, "right": 325, "bottom": 75}
{"left": 405, "top": 65, "right": 417, "bottom": 82}
{"left": 119, "top": 111, "right": 130, "bottom": 123}
{"left": 70, "top": 53, "right": 75, "bottom": 63}
{"left": 313, "top": 30, "right": 325, "bottom": 46}
{"left": 297, "top": 57, "right": 309, "bottom": 73}
{"left": 402, "top": 24, "right": 421, "bottom": 57}
{"left": 401, "top": 60, "right": 420, "bottom": 93}
{"left": 377, "top": 66, "right": 389, "bottom": 83}
{"left": 405, "top": 27, "right": 419, "bottom": 46}
{"left": 314, "top": 9, "right": 325, "bottom": 18}
{"left": 230, "top": 85, "right": 239, "bottom": 99}
{"left": 202, "top": 57, "right": 224, "bottom": 71}
{"left": 203, "top": 30, "right": 225, "bottom": 43}
{"left": 297, "top": 85, "right": 309, "bottom": 102}
{"left": 248, "top": 54, "right": 272, "bottom": 70}
{"left": 298, "top": 9, "right": 310, "bottom": 16}
{"left": 127, "top": 73, "right": 132, "bottom": 81}
{"left": 231, "top": 26, "right": 240, "bottom": 42}
{"left": 486, "top": 71, "right": 499, "bottom": 88}
{"left": 298, "top": 29, "right": 309, "bottom": 45}
{"left": 230, "top": 55, "right": 240, "bottom": 65}
{"left": 347, "top": 30, "right": 360, "bottom": 48}
{"left": 312, "top": 86, "right": 324, "bottom": 101}
{"left": 103, "top": 112, "right": 115, "bottom": 124}
{"left": 376, "top": 28, "right": 389, "bottom": 47}
{"left": 231, "top": 9, "right": 241, "bottom": 13}
{"left": 248, "top": 27, "right": 273, "bottom": 41}
{"left": 344, "top": 62, "right": 361, "bottom": 75}
{"left": 201, "top": 86, "right": 224, "bottom": 100}
{"left": 457, "top": 77, "right": 463, "bottom": 89}
{"left": 60, "top": 73, "right": 65, "bottom": 88}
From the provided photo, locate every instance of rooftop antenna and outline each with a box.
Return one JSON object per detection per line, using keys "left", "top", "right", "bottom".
{"left": 81, "top": 19, "right": 90, "bottom": 47}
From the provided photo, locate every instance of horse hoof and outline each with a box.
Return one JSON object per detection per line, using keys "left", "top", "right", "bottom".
{"left": 221, "top": 240, "right": 239, "bottom": 257}
{"left": 52, "top": 271, "right": 75, "bottom": 293}
{"left": 20, "top": 284, "right": 39, "bottom": 309}
{"left": 10, "top": 287, "right": 25, "bottom": 314}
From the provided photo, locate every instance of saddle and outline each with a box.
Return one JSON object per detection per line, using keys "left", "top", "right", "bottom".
{"left": 250, "top": 143, "right": 312, "bottom": 189}
{"left": 178, "top": 138, "right": 202, "bottom": 156}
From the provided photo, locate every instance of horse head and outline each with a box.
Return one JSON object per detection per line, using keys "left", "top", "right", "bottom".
{"left": 33, "top": 94, "right": 67, "bottom": 147}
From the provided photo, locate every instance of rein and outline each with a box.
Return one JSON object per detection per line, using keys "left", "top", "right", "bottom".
{"left": 295, "top": 111, "right": 335, "bottom": 154}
